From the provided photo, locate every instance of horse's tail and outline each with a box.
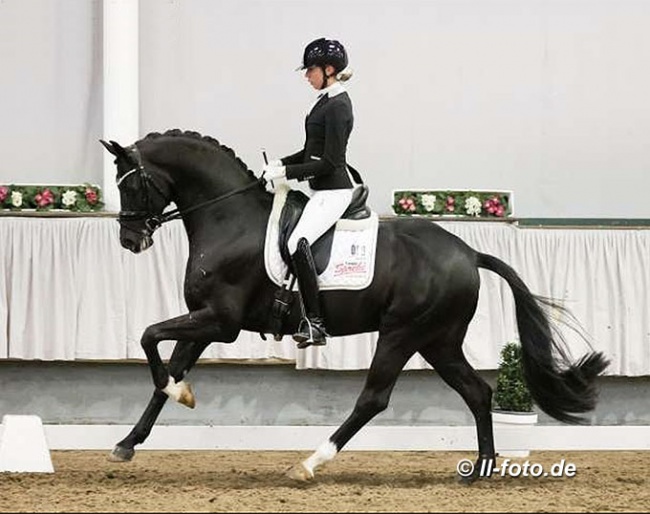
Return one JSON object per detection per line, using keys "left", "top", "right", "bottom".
{"left": 477, "top": 252, "right": 610, "bottom": 424}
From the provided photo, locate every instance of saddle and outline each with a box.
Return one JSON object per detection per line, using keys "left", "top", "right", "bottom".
{"left": 278, "top": 185, "right": 371, "bottom": 273}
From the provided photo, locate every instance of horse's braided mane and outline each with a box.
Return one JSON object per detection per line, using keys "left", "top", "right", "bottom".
{"left": 141, "top": 129, "right": 257, "bottom": 180}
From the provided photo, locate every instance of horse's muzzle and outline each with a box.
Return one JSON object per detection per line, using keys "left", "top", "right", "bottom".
{"left": 120, "top": 233, "right": 154, "bottom": 254}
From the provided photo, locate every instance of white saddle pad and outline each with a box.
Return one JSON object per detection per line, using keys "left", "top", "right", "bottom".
{"left": 264, "top": 185, "right": 379, "bottom": 291}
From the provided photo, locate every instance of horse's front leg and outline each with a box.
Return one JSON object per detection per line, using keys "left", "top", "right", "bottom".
{"left": 109, "top": 340, "right": 210, "bottom": 462}
{"left": 140, "top": 308, "right": 238, "bottom": 405}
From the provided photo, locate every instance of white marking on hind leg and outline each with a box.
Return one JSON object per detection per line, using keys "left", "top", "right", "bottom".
{"left": 286, "top": 440, "right": 338, "bottom": 481}
{"left": 303, "top": 440, "right": 338, "bottom": 476}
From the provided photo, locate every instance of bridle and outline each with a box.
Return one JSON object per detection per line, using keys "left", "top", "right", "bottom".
{"left": 116, "top": 145, "right": 265, "bottom": 235}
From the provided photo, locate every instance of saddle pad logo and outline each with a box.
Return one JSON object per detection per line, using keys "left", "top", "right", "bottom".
{"left": 323, "top": 241, "right": 371, "bottom": 283}
{"left": 333, "top": 245, "right": 368, "bottom": 277}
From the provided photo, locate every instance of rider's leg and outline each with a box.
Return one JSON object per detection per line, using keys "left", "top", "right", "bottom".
{"left": 291, "top": 237, "right": 328, "bottom": 347}
{"left": 288, "top": 188, "right": 353, "bottom": 348}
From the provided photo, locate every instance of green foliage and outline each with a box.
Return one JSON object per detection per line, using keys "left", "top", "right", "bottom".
{"left": 493, "top": 341, "right": 533, "bottom": 412}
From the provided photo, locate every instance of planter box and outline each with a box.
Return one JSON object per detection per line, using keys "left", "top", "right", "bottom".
{"left": 492, "top": 410, "right": 538, "bottom": 458}
{"left": 0, "top": 183, "right": 103, "bottom": 212}
{"left": 392, "top": 189, "right": 513, "bottom": 218}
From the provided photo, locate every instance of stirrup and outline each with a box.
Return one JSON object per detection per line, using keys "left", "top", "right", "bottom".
{"left": 293, "top": 318, "right": 328, "bottom": 349}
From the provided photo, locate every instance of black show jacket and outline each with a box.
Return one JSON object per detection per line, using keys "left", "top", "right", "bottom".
{"left": 280, "top": 91, "right": 354, "bottom": 190}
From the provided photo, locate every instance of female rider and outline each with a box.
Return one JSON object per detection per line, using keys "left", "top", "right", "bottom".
{"left": 263, "top": 37, "right": 359, "bottom": 348}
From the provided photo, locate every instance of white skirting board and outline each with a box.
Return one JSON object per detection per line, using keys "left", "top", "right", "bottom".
{"left": 0, "top": 425, "right": 647, "bottom": 451}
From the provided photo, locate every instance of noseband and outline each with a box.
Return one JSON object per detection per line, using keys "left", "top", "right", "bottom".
{"left": 116, "top": 145, "right": 264, "bottom": 235}
{"left": 116, "top": 146, "right": 168, "bottom": 233}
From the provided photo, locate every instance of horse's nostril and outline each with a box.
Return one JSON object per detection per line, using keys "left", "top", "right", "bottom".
{"left": 121, "top": 238, "right": 138, "bottom": 253}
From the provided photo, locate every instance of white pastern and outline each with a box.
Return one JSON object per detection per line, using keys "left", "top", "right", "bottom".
{"left": 162, "top": 376, "right": 184, "bottom": 403}
{"left": 302, "top": 440, "right": 338, "bottom": 476}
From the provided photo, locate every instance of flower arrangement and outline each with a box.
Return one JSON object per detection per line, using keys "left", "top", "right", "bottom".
{"left": 0, "top": 184, "right": 103, "bottom": 212}
{"left": 392, "top": 189, "right": 512, "bottom": 218}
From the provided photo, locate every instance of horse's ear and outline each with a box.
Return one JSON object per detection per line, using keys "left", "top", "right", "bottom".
{"left": 99, "top": 139, "right": 118, "bottom": 156}
{"left": 109, "top": 140, "right": 130, "bottom": 158}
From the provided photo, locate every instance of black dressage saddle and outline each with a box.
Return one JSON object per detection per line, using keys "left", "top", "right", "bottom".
{"left": 278, "top": 185, "right": 371, "bottom": 274}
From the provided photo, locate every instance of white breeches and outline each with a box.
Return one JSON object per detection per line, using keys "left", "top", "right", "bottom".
{"left": 287, "top": 188, "right": 354, "bottom": 255}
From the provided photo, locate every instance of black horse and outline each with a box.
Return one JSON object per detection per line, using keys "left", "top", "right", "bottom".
{"left": 100, "top": 129, "right": 609, "bottom": 482}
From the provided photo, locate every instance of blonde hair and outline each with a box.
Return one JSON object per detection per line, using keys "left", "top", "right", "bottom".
{"left": 336, "top": 67, "right": 354, "bottom": 82}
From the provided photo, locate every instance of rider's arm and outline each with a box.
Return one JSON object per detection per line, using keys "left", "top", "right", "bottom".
{"left": 280, "top": 149, "right": 305, "bottom": 166}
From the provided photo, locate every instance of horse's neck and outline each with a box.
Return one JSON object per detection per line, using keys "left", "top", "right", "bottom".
{"left": 147, "top": 137, "right": 272, "bottom": 242}
{"left": 175, "top": 169, "right": 272, "bottom": 246}
{"left": 166, "top": 153, "right": 252, "bottom": 213}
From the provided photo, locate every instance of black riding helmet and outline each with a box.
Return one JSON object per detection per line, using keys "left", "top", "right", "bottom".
{"left": 296, "top": 38, "right": 348, "bottom": 74}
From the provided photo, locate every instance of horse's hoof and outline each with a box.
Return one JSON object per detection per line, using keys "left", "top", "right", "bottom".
{"left": 456, "top": 472, "right": 478, "bottom": 485}
{"left": 108, "top": 445, "right": 134, "bottom": 462}
{"left": 286, "top": 463, "right": 314, "bottom": 482}
{"left": 178, "top": 381, "right": 196, "bottom": 409}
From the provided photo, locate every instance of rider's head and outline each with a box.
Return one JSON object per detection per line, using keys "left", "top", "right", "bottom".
{"left": 296, "top": 38, "right": 353, "bottom": 90}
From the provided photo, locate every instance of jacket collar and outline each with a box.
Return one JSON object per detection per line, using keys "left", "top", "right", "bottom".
{"left": 318, "top": 81, "right": 346, "bottom": 99}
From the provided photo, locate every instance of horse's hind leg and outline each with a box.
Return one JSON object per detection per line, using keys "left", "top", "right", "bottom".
{"left": 287, "top": 332, "right": 415, "bottom": 481}
{"left": 109, "top": 340, "right": 209, "bottom": 462}
{"left": 418, "top": 339, "right": 495, "bottom": 483}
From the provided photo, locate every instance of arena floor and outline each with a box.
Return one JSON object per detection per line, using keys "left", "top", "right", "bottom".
{"left": 0, "top": 450, "right": 647, "bottom": 512}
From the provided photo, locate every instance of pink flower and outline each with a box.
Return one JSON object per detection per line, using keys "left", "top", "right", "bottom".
{"left": 443, "top": 195, "right": 456, "bottom": 212}
{"left": 85, "top": 188, "right": 98, "bottom": 205}
{"left": 398, "top": 196, "right": 416, "bottom": 212}
{"left": 34, "top": 189, "right": 54, "bottom": 208}
{"left": 0, "top": 186, "right": 8, "bottom": 202}
{"left": 483, "top": 196, "right": 505, "bottom": 216}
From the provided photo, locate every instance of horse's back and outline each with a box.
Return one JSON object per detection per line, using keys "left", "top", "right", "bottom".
{"left": 378, "top": 217, "right": 477, "bottom": 263}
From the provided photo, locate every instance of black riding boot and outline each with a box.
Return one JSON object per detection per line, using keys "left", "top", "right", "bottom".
{"left": 291, "top": 237, "right": 329, "bottom": 349}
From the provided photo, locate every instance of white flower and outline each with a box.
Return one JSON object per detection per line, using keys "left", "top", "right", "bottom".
{"left": 464, "top": 196, "right": 482, "bottom": 216}
{"left": 62, "top": 190, "right": 78, "bottom": 207}
{"left": 11, "top": 191, "right": 22, "bottom": 208}
{"left": 420, "top": 194, "right": 437, "bottom": 212}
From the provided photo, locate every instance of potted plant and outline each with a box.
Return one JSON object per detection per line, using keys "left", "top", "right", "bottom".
{"left": 491, "top": 341, "right": 538, "bottom": 457}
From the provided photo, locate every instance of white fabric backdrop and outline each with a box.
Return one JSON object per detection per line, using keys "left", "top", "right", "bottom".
{"left": 0, "top": 217, "right": 648, "bottom": 375}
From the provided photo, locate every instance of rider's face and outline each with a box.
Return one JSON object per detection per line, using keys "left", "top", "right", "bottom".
{"left": 305, "top": 66, "right": 323, "bottom": 89}
{"left": 305, "top": 65, "right": 335, "bottom": 90}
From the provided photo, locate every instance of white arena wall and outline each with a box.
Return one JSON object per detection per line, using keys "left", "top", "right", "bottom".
{"left": 1, "top": 0, "right": 650, "bottom": 217}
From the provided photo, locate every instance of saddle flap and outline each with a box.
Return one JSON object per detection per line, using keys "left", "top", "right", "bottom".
{"left": 278, "top": 190, "right": 334, "bottom": 274}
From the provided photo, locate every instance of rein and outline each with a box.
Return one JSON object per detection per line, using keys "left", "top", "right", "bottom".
{"left": 147, "top": 179, "right": 264, "bottom": 231}
{"left": 118, "top": 145, "right": 266, "bottom": 234}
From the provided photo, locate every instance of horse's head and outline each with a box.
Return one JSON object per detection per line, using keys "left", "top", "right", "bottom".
{"left": 100, "top": 139, "right": 170, "bottom": 253}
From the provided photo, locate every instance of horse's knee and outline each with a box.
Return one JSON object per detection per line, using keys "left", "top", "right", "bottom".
{"left": 140, "top": 326, "right": 161, "bottom": 352}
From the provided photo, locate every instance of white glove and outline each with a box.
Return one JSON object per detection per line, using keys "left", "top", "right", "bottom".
{"left": 263, "top": 163, "right": 286, "bottom": 181}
